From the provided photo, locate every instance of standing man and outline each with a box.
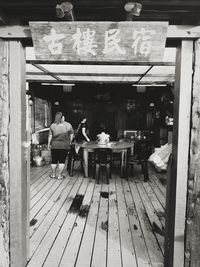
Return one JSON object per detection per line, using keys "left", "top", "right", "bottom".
{"left": 48, "top": 112, "right": 74, "bottom": 179}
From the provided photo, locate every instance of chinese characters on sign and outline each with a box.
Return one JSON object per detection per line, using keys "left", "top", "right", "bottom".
{"left": 30, "top": 22, "right": 168, "bottom": 62}
{"left": 43, "top": 27, "right": 155, "bottom": 57}
{"left": 72, "top": 28, "right": 97, "bottom": 56}
{"left": 132, "top": 28, "right": 156, "bottom": 57}
{"left": 43, "top": 29, "right": 65, "bottom": 55}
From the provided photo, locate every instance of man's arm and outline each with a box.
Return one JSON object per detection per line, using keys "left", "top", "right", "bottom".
{"left": 48, "top": 127, "right": 53, "bottom": 150}
{"left": 68, "top": 123, "right": 74, "bottom": 143}
{"left": 82, "top": 127, "right": 90, "bottom": 142}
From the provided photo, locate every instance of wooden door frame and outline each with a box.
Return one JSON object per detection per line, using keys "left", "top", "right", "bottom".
{"left": 0, "top": 24, "right": 198, "bottom": 267}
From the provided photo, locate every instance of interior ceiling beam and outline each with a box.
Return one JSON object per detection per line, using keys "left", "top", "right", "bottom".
{"left": 26, "top": 72, "right": 174, "bottom": 78}
{"left": 27, "top": 60, "right": 175, "bottom": 66}
{"left": 32, "top": 63, "right": 61, "bottom": 82}
{"left": 26, "top": 79, "right": 172, "bottom": 85}
{"left": 1, "top": 1, "right": 200, "bottom": 8}
{"left": 134, "top": 65, "right": 154, "bottom": 84}
{"left": 0, "top": 25, "right": 200, "bottom": 39}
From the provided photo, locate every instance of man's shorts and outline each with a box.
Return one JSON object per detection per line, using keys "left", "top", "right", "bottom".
{"left": 51, "top": 149, "right": 68, "bottom": 164}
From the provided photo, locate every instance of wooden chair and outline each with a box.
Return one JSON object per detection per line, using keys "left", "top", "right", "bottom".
{"left": 126, "top": 139, "right": 152, "bottom": 182}
{"left": 68, "top": 144, "right": 83, "bottom": 177}
{"left": 93, "top": 148, "right": 112, "bottom": 184}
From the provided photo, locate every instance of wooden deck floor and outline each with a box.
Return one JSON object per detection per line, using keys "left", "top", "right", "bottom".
{"left": 27, "top": 163, "right": 166, "bottom": 267}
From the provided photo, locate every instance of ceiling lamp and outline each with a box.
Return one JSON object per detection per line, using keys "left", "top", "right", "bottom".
{"left": 124, "top": 2, "right": 143, "bottom": 20}
{"left": 63, "top": 85, "right": 73, "bottom": 93}
{"left": 137, "top": 85, "right": 146, "bottom": 93}
{"left": 56, "top": 2, "right": 74, "bottom": 21}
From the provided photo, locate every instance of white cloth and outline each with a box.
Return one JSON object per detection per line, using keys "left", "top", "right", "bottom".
{"left": 148, "top": 143, "right": 172, "bottom": 172}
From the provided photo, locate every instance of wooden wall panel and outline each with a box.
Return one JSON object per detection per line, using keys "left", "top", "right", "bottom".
{"left": 9, "top": 41, "right": 28, "bottom": 267}
{"left": 185, "top": 39, "right": 200, "bottom": 267}
{"left": 164, "top": 40, "right": 193, "bottom": 267}
{"left": 0, "top": 39, "right": 10, "bottom": 267}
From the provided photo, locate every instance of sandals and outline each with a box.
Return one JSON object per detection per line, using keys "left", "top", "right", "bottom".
{"left": 50, "top": 174, "right": 65, "bottom": 180}
{"left": 57, "top": 175, "right": 65, "bottom": 180}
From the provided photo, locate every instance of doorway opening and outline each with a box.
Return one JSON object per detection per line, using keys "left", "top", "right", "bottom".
{"left": 26, "top": 46, "right": 176, "bottom": 266}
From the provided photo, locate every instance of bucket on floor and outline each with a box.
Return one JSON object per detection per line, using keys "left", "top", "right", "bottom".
{"left": 41, "top": 149, "right": 52, "bottom": 164}
{"left": 31, "top": 148, "right": 41, "bottom": 157}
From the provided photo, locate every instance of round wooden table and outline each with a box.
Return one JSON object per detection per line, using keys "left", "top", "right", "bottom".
{"left": 78, "top": 141, "right": 134, "bottom": 177}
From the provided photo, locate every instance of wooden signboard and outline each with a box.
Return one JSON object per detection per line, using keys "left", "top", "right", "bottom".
{"left": 30, "top": 21, "right": 168, "bottom": 62}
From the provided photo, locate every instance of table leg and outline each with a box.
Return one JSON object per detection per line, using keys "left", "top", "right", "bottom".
{"left": 121, "top": 149, "right": 125, "bottom": 177}
{"left": 120, "top": 149, "right": 128, "bottom": 178}
{"left": 83, "top": 148, "right": 89, "bottom": 178}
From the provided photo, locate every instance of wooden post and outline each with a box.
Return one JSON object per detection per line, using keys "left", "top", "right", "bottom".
{"left": 0, "top": 39, "right": 10, "bottom": 267}
{"left": 164, "top": 40, "right": 193, "bottom": 267}
{"left": 9, "top": 41, "right": 28, "bottom": 267}
{"left": 185, "top": 39, "right": 200, "bottom": 267}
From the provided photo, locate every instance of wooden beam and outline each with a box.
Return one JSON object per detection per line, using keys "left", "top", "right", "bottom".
{"left": 0, "top": 39, "right": 10, "bottom": 267}
{"left": 173, "top": 40, "right": 193, "bottom": 267}
{"left": 164, "top": 40, "right": 193, "bottom": 267}
{"left": 185, "top": 38, "right": 200, "bottom": 266}
{"left": 9, "top": 41, "right": 28, "bottom": 267}
{"left": 0, "top": 25, "right": 200, "bottom": 40}
{"left": 26, "top": 60, "right": 175, "bottom": 66}
{"left": 26, "top": 72, "right": 174, "bottom": 78}
{"left": 1, "top": 1, "right": 200, "bottom": 8}
{"left": 135, "top": 65, "right": 153, "bottom": 84}
{"left": 32, "top": 63, "right": 61, "bottom": 81}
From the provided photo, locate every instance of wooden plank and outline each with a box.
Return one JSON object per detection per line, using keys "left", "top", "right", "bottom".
{"left": 0, "top": 39, "right": 10, "bottom": 267}
{"left": 29, "top": 177, "right": 71, "bottom": 237}
{"left": 59, "top": 181, "right": 95, "bottom": 267}
{"left": 30, "top": 173, "right": 53, "bottom": 198}
{"left": 115, "top": 177, "right": 138, "bottom": 267}
{"left": 30, "top": 21, "right": 168, "bottom": 63}
{"left": 128, "top": 179, "right": 163, "bottom": 266}
{"left": 26, "top": 71, "right": 174, "bottom": 78}
{"left": 185, "top": 38, "right": 200, "bottom": 267}
{"left": 122, "top": 179, "right": 151, "bottom": 266}
{"left": 148, "top": 175, "right": 166, "bottom": 210}
{"left": 135, "top": 179, "right": 165, "bottom": 254}
{"left": 26, "top": 74, "right": 174, "bottom": 84}
{"left": 91, "top": 183, "right": 109, "bottom": 267}
{"left": 30, "top": 178, "right": 63, "bottom": 219}
{"left": 148, "top": 166, "right": 166, "bottom": 197}
{"left": 42, "top": 178, "right": 90, "bottom": 267}
{"left": 30, "top": 178, "right": 57, "bottom": 209}
{"left": 29, "top": 176, "right": 83, "bottom": 260}
{"left": 30, "top": 168, "right": 52, "bottom": 191}
{"left": 9, "top": 40, "right": 27, "bottom": 267}
{"left": 75, "top": 182, "right": 102, "bottom": 267}
{"left": 0, "top": 25, "right": 200, "bottom": 40}
{"left": 30, "top": 168, "right": 50, "bottom": 192}
{"left": 26, "top": 59, "right": 175, "bottom": 66}
{"left": 107, "top": 177, "right": 122, "bottom": 267}
{"left": 30, "top": 165, "right": 49, "bottom": 183}
{"left": 172, "top": 41, "right": 193, "bottom": 267}
{"left": 142, "top": 181, "right": 165, "bottom": 228}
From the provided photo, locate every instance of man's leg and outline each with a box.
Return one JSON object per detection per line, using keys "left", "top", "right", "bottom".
{"left": 50, "top": 164, "right": 57, "bottom": 177}
{"left": 57, "top": 164, "right": 65, "bottom": 179}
